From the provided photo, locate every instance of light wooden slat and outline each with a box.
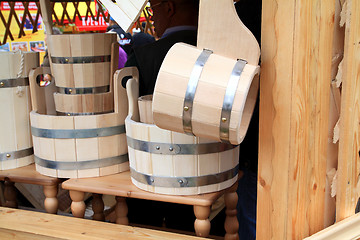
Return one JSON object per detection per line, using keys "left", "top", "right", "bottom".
{"left": 336, "top": 0, "right": 360, "bottom": 222}
{"left": 258, "top": 0, "right": 335, "bottom": 239}
{"left": 0, "top": 207, "right": 206, "bottom": 240}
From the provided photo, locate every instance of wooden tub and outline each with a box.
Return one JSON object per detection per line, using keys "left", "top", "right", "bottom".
{"left": 153, "top": 43, "right": 260, "bottom": 145}
{"left": 0, "top": 51, "right": 39, "bottom": 170}
{"left": 28, "top": 67, "right": 129, "bottom": 178}
{"left": 123, "top": 68, "right": 239, "bottom": 195}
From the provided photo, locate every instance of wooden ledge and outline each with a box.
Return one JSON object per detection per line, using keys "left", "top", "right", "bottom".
{"left": 0, "top": 207, "right": 207, "bottom": 240}
{"left": 0, "top": 164, "right": 61, "bottom": 186}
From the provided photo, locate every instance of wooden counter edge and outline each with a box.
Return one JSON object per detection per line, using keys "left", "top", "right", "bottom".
{"left": 0, "top": 207, "right": 208, "bottom": 240}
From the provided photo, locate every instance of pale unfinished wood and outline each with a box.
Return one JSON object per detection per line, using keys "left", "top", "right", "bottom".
{"left": 336, "top": 0, "right": 360, "bottom": 222}
{"left": 304, "top": 213, "right": 360, "bottom": 240}
{"left": 138, "top": 95, "right": 154, "bottom": 124}
{"left": 153, "top": 43, "right": 260, "bottom": 145}
{"left": 48, "top": 34, "right": 117, "bottom": 89}
{"left": 0, "top": 206, "right": 207, "bottom": 240}
{"left": 0, "top": 52, "right": 39, "bottom": 170}
{"left": 126, "top": 76, "right": 239, "bottom": 195}
{"left": 97, "top": 0, "right": 148, "bottom": 32}
{"left": 198, "top": 0, "right": 260, "bottom": 65}
{"left": 258, "top": 1, "right": 335, "bottom": 239}
{"left": 28, "top": 67, "right": 129, "bottom": 178}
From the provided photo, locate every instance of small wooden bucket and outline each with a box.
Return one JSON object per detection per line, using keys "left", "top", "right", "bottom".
{"left": 123, "top": 68, "right": 239, "bottom": 195}
{"left": 48, "top": 33, "right": 118, "bottom": 115}
{"left": 28, "top": 66, "right": 129, "bottom": 178}
{"left": 153, "top": 43, "right": 260, "bottom": 145}
{"left": 0, "top": 51, "right": 39, "bottom": 170}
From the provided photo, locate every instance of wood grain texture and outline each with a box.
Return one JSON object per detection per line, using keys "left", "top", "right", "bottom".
{"left": 336, "top": 0, "right": 360, "bottom": 222}
{"left": 258, "top": 0, "right": 335, "bottom": 239}
{"left": 0, "top": 207, "right": 206, "bottom": 240}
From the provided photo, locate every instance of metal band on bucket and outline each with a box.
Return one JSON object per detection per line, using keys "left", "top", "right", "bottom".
{"left": 0, "top": 78, "right": 29, "bottom": 88}
{"left": 182, "top": 49, "right": 213, "bottom": 135}
{"left": 127, "top": 136, "right": 237, "bottom": 155}
{"left": 51, "top": 55, "right": 111, "bottom": 64}
{"left": 57, "top": 85, "right": 110, "bottom": 94}
{"left": 220, "top": 59, "right": 247, "bottom": 142}
{"left": 130, "top": 164, "right": 238, "bottom": 188}
{"left": 31, "top": 125, "right": 125, "bottom": 139}
{"left": 35, "top": 154, "right": 128, "bottom": 170}
{"left": 56, "top": 110, "right": 113, "bottom": 116}
{"left": 0, "top": 147, "right": 33, "bottom": 161}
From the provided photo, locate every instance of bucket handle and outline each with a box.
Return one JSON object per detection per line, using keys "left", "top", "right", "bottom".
{"left": 109, "top": 41, "right": 120, "bottom": 94}
{"left": 114, "top": 67, "right": 139, "bottom": 120}
{"left": 28, "top": 67, "right": 56, "bottom": 115}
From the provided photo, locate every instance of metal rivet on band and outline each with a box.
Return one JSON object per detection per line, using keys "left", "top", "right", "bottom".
{"left": 65, "top": 58, "right": 69, "bottom": 62}
{"left": 178, "top": 179, "right": 183, "bottom": 184}
{"left": 6, "top": 154, "right": 11, "bottom": 158}
{"left": 0, "top": 82, "right": 4, "bottom": 86}
{"left": 0, "top": 78, "right": 29, "bottom": 88}
{"left": 156, "top": 146, "right": 160, "bottom": 150}
{"left": 169, "top": 147, "right": 174, "bottom": 152}
{"left": 221, "top": 118, "right": 227, "bottom": 122}
{"left": 183, "top": 49, "right": 213, "bottom": 135}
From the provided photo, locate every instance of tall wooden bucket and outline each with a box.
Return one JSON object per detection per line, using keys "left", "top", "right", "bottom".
{"left": 123, "top": 68, "right": 239, "bottom": 195}
{"left": 48, "top": 33, "right": 118, "bottom": 115}
{"left": 0, "top": 51, "right": 39, "bottom": 170}
{"left": 28, "top": 66, "right": 129, "bottom": 178}
{"left": 153, "top": 43, "right": 260, "bottom": 145}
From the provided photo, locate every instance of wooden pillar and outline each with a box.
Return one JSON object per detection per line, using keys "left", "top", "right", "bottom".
{"left": 336, "top": 0, "right": 360, "bottom": 222}
{"left": 258, "top": 1, "right": 335, "bottom": 239}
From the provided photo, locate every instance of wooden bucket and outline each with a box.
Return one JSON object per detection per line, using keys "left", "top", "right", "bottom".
{"left": 123, "top": 68, "right": 239, "bottom": 195}
{"left": 28, "top": 66, "right": 129, "bottom": 178}
{"left": 0, "top": 51, "right": 39, "bottom": 170}
{"left": 48, "top": 33, "right": 118, "bottom": 115}
{"left": 152, "top": 43, "right": 260, "bottom": 145}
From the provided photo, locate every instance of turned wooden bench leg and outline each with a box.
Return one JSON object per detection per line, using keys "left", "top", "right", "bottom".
{"left": 194, "top": 205, "right": 211, "bottom": 237}
{"left": 92, "top": 193, "right": 105, "bottom": 221}
{"left": 4, "top": 180, "right": 17, "bottom": 208}
{"left": 43, "top": 185, "right": 58, "bottom": 214}
{"left": 115, "top": 196, "right": 128, "bottom": 225}
{"left": 224, "top": 182, "right": 239, "bottom": 240}
{"left": 69, "top": 190, "right": 85, "bottom": 218}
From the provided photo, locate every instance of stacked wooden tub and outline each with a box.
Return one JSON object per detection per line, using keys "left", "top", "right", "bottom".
{"left": 28, "top": 33, "right": 129, "bottom": 178}
{"left": 122, "top": 68, "right": 240, "bottom": 195}
{"left": 0, "top": 51, "right": 39, "bottom": 170}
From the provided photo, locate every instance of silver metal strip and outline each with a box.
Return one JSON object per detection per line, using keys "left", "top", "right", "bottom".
{"left": 57, "top": 85, "right": 110, "bottom": 94}
{"left": 0, "top": 77, "right": 29, "bottom": 88}
{"left": 0, "top": 147, "right": 33, "bottom": 161}
{"left": 51, "top": 55, "right": 111, "bottom": 64}
{"left": 34, "top": 154, "right": 128, "bottom": 170}
{"left": 220, "top": 59, "right": 247, "bottom": 142}
{"left": 127, "top": 136, "right": 237, "bottom": 155}
{"left": 31, "top": 125, "right": 125, "bottom": 139}
{"left": 182, "top": 49, "right": 213, "bottom": 135}
{"left": 130, "top": 164, "right": 239, "bottom": 188}
{"left": 56, "top": 110, "right": 113, "bottom": 116}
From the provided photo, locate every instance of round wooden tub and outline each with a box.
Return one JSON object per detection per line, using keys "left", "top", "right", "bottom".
{"left": 0, "top": 51, "right": 39, "bottom": 170}
{"left": 48, "top": 33, "right": 118, "bottom": 90}
{"left": 153, "top": 43, "right": 260, "bottom": 145}
{"left": 124, "top": 68, "right": 239, "bottom": 195}
{"left": 28, "top": 67, "right": 129, "bottom": 178}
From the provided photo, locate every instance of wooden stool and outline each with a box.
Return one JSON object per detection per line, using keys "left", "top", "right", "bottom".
{"left": 62, "top": 170, "right": 240, "bottom": 239}
{"left": 0, "top": 164, "right": 62, "bottom": 214}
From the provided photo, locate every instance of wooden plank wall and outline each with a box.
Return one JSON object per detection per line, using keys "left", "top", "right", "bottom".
{"left": 336, "top": 0, "right": 360, "bottom": 222}
{"left": 258, "top": 0, "right": 335, "bottom": 239}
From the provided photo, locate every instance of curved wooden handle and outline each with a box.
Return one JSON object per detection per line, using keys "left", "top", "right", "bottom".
{"left": 109, "top": 41, "right": 120, "bottom": 93}
{"left": 197, "top": 0, "right": 260, "bottom": 65}
{"left": 28, "top": 67, "right": 56, "bottom": 114}
{"left": 113, "top": 67, "right": 139, "bottom": 121}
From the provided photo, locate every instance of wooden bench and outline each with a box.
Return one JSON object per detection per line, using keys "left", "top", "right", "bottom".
{"left": 0, "top": 206, "right": 207, "bottom": 239}
{"left": 62, "top": 170, "right": 240, "bottom": 239}
{"left": 0, "top": 164, "right": 61, "bottom": 213}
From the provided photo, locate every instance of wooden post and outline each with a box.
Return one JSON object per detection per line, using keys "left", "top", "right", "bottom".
{"left": 336, "top": 0, "right": 360, "bottom": 222}
{"left": 258, "top": 1, "right": 335, "bottom": 239}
